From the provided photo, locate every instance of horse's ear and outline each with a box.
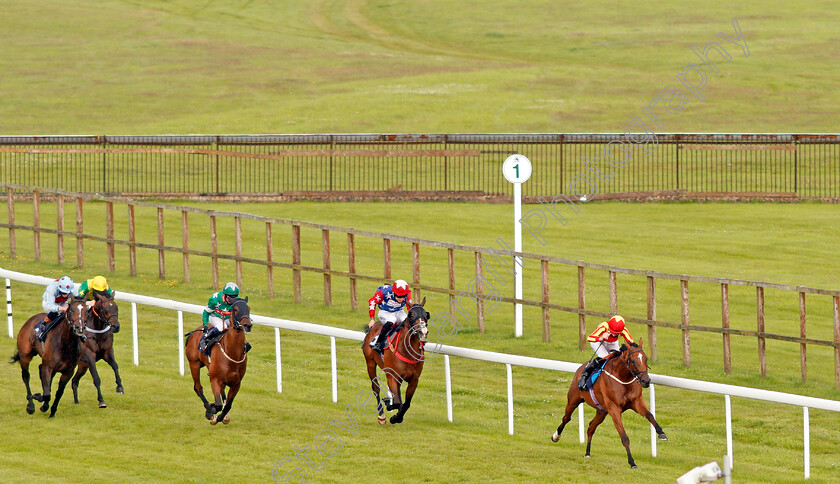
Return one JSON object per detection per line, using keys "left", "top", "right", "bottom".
{"left": 638, "top": 337, "right": 644, "bottom": 348}
{"left": 420, "top": 297, "right": 426, "bottom": 306}
{"left": 425, "top": 312, "right": 430, "bottom": 320}
{"left": 244, "top": 296, "right": 249, "bottom": 303}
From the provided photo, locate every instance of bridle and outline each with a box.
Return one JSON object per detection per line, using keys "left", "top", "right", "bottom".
{"left": 603, "top": 347, "right": 650, "bottom": 386}
{"left": 85, "top": 298, "right": 118, "bottom": 334}
{"left": 218, "top": 298, "right": 251, "bottom": 364}
{"left": 65, "top": 299, "right": 87, "bottom": 340}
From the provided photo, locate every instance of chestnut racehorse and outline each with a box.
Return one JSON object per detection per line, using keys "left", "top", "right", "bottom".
{"left": 184, "top": 297, "right": 252, "bottom": 425}
{"left": 362, "top": 298, "right": 429, "bottom": 425}
{"left": 10, "top": 297, "right": 87, "bottom": 417}
{"left": 550, "top": 340, "right": 668, "bottom": 468}
{"left": 72, "top": 293, "right": 123, "bottom": 408}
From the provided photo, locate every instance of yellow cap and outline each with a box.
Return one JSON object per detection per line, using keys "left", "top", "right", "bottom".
{"left": 91, "top": 275, "right": 108, "bottom": 291}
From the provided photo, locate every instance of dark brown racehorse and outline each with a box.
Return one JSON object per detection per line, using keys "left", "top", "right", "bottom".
{"left": 184, "top": 297, "right": 251, "bottom": 425}
{"left": 71, "top": 293, "right": 123, "bottom": 408}
{"left": 550, "top": 340, "right": 668, "bottom": 468}
{"left": 10, "top": 297, "right": 87, "bottom": 417}
{"left": 362, "top": 298, "right": 429, "bottom": 425}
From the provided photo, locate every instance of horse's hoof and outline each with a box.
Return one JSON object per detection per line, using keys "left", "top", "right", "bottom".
{"left": 631, "top": 465, "right": 638, "bottom": 469}
{"left": 222, "top": 414, "right": 231, "bottom": 424}
{"left": 26, "top": 404, "right": 35, "bottom": 415}
{"left": 377, "top": 415, "right": 387, "bottom": 425}
{"left": 40, "top": 404, "right": 49, "bottom": 413}
{"left": 210, "top": 415, "right": 218, "bottom": 425}
{"left": 659, "top": 433, "right": 668, "bottom": 441}
{"left": 116, "top": 386, "right": 124, "bottom": 394}
{"left": 49, "top": 413, "right": 56, "bottom": 419}
{"left": 584, "top": 455, "right": 591, "bottom": 459}
{"left": 389, "top": 415, "right": 403, "bottom": 424}
{"left": 99, "top": 402, "right": 108, "bottom": 409}
{"left": 551, "top": 432, "right": 560, "bottom": 443}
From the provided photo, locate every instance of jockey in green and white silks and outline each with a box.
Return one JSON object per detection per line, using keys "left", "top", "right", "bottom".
{"left": 202, "top": 282, "right": 240, "bottom": 332}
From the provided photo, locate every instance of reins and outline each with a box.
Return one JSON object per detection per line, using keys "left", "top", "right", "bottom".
{"left": 602, "top": 349, "right": 648, "bottom": 386}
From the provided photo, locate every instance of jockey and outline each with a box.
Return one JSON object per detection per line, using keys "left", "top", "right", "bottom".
{"left": 37, "top": 276, "right": 75, "bottom": 342}
{"left": 368, "top": 279, "right": 412, "bottom": 353}
{"left": 199, "top": 282, "right": 239, "bottom": 355}
{"left": 578, "top": 315, "right": 635, "bottom": 390}
{"left": 77, "top": 275, "right": 114, "bottom": 307}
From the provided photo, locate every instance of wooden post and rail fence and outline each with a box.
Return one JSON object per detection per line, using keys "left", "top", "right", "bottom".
{"left": 2, "top": 182, "right": 839, "bottom": 387}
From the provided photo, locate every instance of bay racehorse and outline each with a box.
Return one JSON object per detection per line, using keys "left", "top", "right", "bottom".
{"left": 362, "top": 297, "right": 429, "bottom": 425}
{"left": 10, "top": 297, "right": 87, "bottom": 417}
{"left": 72, "top": 293, "right": 123, "bottom": 408}
{"left": 550, "top": 340, "right": 668, "bottom": 468}
{"left": 184, "top": 297, "right": 251, "bottom": 425}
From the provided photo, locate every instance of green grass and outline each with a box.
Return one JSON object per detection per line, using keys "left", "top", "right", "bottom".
{"left": 1, "top": 200, "right": 839, "bottom": 482}
{"left": 1, "top": 1, "right": 839, "bottom": 134}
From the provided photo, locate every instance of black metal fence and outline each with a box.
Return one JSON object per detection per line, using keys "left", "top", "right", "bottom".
{"left": 1, "top": 134, "right": 838, "bottom": 197}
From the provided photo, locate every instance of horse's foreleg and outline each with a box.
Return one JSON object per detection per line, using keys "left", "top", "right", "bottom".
{"left": 552, "top": 393, "right": 584, "bottom": 442}
{"left": 208, "top": 378, "right": 224, "bottom": 424}
{"left": 104, "top": 349, "right": 124, "bottom": 393}
{"left": 383, "top": 371, "right": 403, "bottom": 411}
{"left": 71, "top": 361, "right": 88, "bottom": 404}
{"left": 607, "top": 408, "right": 636, "bottom": 468}
{"left": 390, "top": 377, "right": 418, "bottom": 425}
{"left": 214, "top": 382, "right": 240, "bottom": 425}
{"left": 630, "top": 398, "right": 668, "bottom": 441}
{"left": 585, "top": 410, "right": 608, "bottom": 458}
{"left": 35, "top": 363, "right": 53, "bottom": 412}
{"left": 86, "top": 358, "right": 107, "bottom": 408}
{"left": 49, "top": 370, "right": 74, "bottom": 418}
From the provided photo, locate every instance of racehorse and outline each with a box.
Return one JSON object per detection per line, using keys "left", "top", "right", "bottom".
{"left": 10, "top": 297, "right": 87, "bottom": 417}
{"left": 362, "top": 297, "right": 429, "bottom": 425}
{"left": 184, "top": 297, "right": 251, "bottom": 425}
{"left": 71, "top": 293, "right": 123, "bottom": 408}
{"left": 550, "top": 340, "right": 668, "bottom": 468}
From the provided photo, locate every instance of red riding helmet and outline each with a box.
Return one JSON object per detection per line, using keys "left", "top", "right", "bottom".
{"left": 607, "top": 315, "right": 626, "bottom": 333}
{"left": 392, "top": 279, "right": 410, "bottom": 297}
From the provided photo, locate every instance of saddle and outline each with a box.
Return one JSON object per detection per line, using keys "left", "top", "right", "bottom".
{"left": 199, "top": 329, "right": 227, "bottom": 357}
{"left": 581, "top": 360, "right": 607, "bottom": 391}
{"left": 34, "top": 314, "right": 65, "bottom": 342}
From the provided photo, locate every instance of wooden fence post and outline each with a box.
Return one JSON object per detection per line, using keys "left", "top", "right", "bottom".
{"left": 448, "top": 248, "right": 455, "bottom": 317}
{"left": 106, "top": 201, "right": 115, "bottom": 272}
{"left": 609, "top": 271, "right": 617, "bottom": 314}
{"left": 210, "top": 216, "right": 218, "bottom": 289}
{"left": 834, "top": 295, "right": 839, "bottom": 390}
{"left": 322, "top": 229, "right": 331, "bottom": 307}
{"left": 412, "top": 243, "right": 420, "bottom": 302}
{"left": 128, "top": 205, "right": 136, "bottom": 276}
{"left": 235, "top": 217, "right": 242, "bottom": 288}
{"left": 681, "top": 279, "right": 690, "bottom": 367}
{"left": 7, "top": 189, "right": 15, "bottom": 259}
{"left": 383, "top": 239, "right": 391, "bottom": 280}
{"left": 33, "top": 190, "right": 40, "bottom": 260}
{"left": 541, "top": 260, "right": 549, "bottom": 342}
{"left": 157, "top": 208, "right": 165, "bottom": 280}
{"left": 578, "top": 266, "right": 586, "bottom": 350}
{"left": 182, "top": 211, "right": 190, "bottom": 284}
{"left": 722, "top": 283, "right": 731, "bottom": 374}
{"left": 266, "top": 222, "right": 274, "bottom": 298}
{"left": 800, "top": 292, "right": 806, "bottom": 382}
{"left": 647, "top": 275, "right": 657, "bottom": 361}
{"left": 757, "top": 286, "right": 766, "bottom": 377}
{"left": 76, "top": 197, "right": 83, "bottom": 268}
{"left": 57, "top": 194, "right": 65, "bottom": 264}
{"left": 348, "top": 233, "right": 356, "bottom": 310}
{"left": 474, "top": 252, "right": 484, "bottom": 333}
{"left": 292, "top": 225, "right": 300, "bottom": 303}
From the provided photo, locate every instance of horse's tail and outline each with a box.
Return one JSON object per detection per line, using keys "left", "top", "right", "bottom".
{"left": 9, "top": 350, "right": 20, "bottom": 364}
{"left": 184, "top": 329, "right": 198, "bottom": 348}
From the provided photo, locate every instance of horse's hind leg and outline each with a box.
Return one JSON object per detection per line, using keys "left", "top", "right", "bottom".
{"left": 86, "top": 359, "right": 107, "bottom": 408}
{"left": 34, "top": 363, "right": 54, "bottom": 413}
{"left": 208, "top": 378, "right": 224, "bottom": 425}
{"left": 631, "top": 397, "right": 668, "bottom": 441}
{"left": 104, "top": 348, "right": 124, "bottom": 393}
{"left": 552, "top": 392, "right": 584, "bottom": 442}
{"left": 71, "top": 360, "right": 89, "bottom": 404}
{"left": 49, "top": 370, "right": 74, "bottom": 418}
{"left": 365, "top": 358, "right": 386, "bottom": 424}
{"left": 584, "top": 410, "right": 608, "bottom": 458}
{"left": 189, "top": 360, "right": 211, "bottom": 417}
{"left": 19, "top": 355, "right": 36, "bottom": 414}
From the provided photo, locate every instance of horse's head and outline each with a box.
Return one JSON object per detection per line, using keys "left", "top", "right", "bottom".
{"left": 406, "top": 297, "right": 429, "bottom": 343}
{"left": 231, "top": 297, "right": 252, "bottom": 333}
{"left": 621, "top": 339, "right": 650, "bottom": 388}
{"left": 93, "top": 293, "right": 120, "bottom": 333}
{"left": 66, "top": 297, "right": 88, "bottom": 341}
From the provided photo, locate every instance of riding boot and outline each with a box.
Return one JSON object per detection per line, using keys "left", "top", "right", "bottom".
{"left": 370, "top": 322, "right": 394, "bottom": 352}
{"left": 578, "top": 357, "right": 604, "bottom": 390}
{"left": 37, "top": 316, "right": 60, "bottom": 343}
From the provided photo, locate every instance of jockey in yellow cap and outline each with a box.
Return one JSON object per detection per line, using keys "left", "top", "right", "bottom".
{"left": 77, "top": 275, "right": 115, "bottom": 307}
